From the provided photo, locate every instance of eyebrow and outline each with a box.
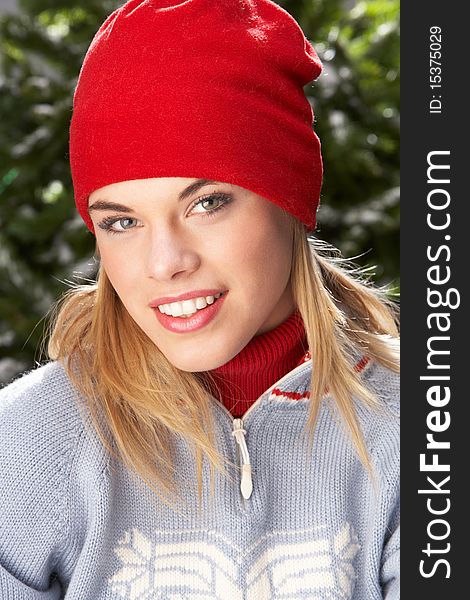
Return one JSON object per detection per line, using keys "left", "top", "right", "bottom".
{"left": 88, "top": 179, "right": 219, "bottom": 213}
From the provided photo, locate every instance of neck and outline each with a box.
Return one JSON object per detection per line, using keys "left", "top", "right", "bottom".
{"left": 203, "top": 311, "right": 307, "bottom": 417}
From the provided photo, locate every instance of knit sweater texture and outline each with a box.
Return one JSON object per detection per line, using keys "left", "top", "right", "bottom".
{"left": 0, "top": 358, "right": 399, "bottom": 599}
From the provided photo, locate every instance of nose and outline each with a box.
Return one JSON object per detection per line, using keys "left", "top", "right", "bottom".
{"left": 145, "top": 224, "right": 201, "bottom": 282}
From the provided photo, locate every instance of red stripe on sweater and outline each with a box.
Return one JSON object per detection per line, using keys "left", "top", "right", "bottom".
{"left": 271, "top": 356, "right": 370, "bottom": 400}
{"left": 271, "top": 388, "right": 310, "bottom": 400}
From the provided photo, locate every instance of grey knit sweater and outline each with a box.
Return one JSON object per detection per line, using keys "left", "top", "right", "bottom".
{"left": 0, "top": 358, "right": 399, "bottom": 599}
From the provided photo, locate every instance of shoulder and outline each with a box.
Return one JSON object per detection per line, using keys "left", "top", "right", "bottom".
{"left": 0, "top": 361, "right": 87, "bottom": 440}
{"left": 0, "top": 361, "right": 108, "bottom": 504}
{"left": 2, "top": 359, "right": 78, "bottom": 406}
{"left": 0, "top": 363, "right": 111, "bottom": 584}
{"left": 361, "top": 358, "right": 400, "bottom": 418}
{"left": 357, "top": 360, "right": 400, "bottom": 486}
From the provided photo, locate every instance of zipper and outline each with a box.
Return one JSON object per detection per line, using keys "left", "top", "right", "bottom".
{"left": 214, "top": 355, "right": 367, "bottom": 499}
{"left": 214, "top": 359, "right": 313, "bottom": 499}
{"left": 232, "top": 418, "right": 253, "bottom": 499}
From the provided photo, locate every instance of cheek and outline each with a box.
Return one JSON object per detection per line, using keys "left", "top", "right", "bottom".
{"left": 223, "top": 210, "right": 293, "bottom": 292}
{"left": 97, "top": 242, "right": 141, "bottom": 302}
{"left": 259, "top": 230, "right": 293, "bottom": 292}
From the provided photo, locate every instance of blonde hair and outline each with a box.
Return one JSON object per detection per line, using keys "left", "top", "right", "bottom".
{"left": 48, "top": 220, "right": 399, "bottom": 505}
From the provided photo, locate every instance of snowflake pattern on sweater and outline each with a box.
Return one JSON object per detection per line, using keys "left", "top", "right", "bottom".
{"left": 109, "top": 524, "right": 360, "bottom": 599}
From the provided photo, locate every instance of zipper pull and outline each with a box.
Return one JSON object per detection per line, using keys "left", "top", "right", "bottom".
{"left": 232, "top": 418, "right": 253, "bottom": 499}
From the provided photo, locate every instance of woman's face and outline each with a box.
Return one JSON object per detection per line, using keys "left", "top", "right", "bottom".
{"left": 89, "top": 178, "right": 295, "bottom": 371}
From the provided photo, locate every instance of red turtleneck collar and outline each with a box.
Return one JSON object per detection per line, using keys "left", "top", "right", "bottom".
{"left": 203, "top": 311, "right": 308, "bottom": 417}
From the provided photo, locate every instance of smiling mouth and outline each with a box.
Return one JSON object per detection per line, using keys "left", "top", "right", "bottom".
{"left": 156, "top": 292, "right": 224, "bottom": 318}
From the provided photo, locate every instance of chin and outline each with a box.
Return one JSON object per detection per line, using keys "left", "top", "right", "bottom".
{"left": 159, "top": 338, "right": 245, "bottom": 373}
{"left": 165, "top": 357, "right": 221, "bottom": 373}
{"left": 166, "top": 353, "right": 229, "bottom": 373}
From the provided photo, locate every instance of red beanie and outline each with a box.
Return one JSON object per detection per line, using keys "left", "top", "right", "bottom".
{"left": 70, "top": 0, "right": 323, "bottom": 232}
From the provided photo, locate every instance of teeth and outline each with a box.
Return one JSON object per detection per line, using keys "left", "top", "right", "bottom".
{"left": 195, "top": 297, "right": 207, "bottom": 309}
{"left": 170, "top": 302, "right": 183, "bottom": 317}
{"left": 158, "top": 293, "right": 223, "bottom": 317}
{"left": 182, "top": 299, "right": 197, "bottom": 315}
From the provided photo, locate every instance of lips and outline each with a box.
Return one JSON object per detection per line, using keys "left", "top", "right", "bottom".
{"left": 157, "top": 292, "right": 223, "bottom": 318}
{"left": 149, "top": 289, "right": 225, "bottom": 307}
{"left": 151, "top": 291, "right": 227, "bottom": 333}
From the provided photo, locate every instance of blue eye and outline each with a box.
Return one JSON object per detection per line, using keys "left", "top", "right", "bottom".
{"left": 191, "top": 193, "right": 232, "bottom": 216}
{"left": 115, "top": 218, "right": 138, "bottom": 230}
{"left": 98, "top": 216, "right": 140, "bottom": 233}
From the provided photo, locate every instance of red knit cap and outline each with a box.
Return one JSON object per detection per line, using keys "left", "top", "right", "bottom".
{"left": 70, "top": 0, "right": 323, "bottom": 232}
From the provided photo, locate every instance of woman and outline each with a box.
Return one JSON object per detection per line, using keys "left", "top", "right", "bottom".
{"left": 0, "top": 1, "right": 399, "bottom": 598}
